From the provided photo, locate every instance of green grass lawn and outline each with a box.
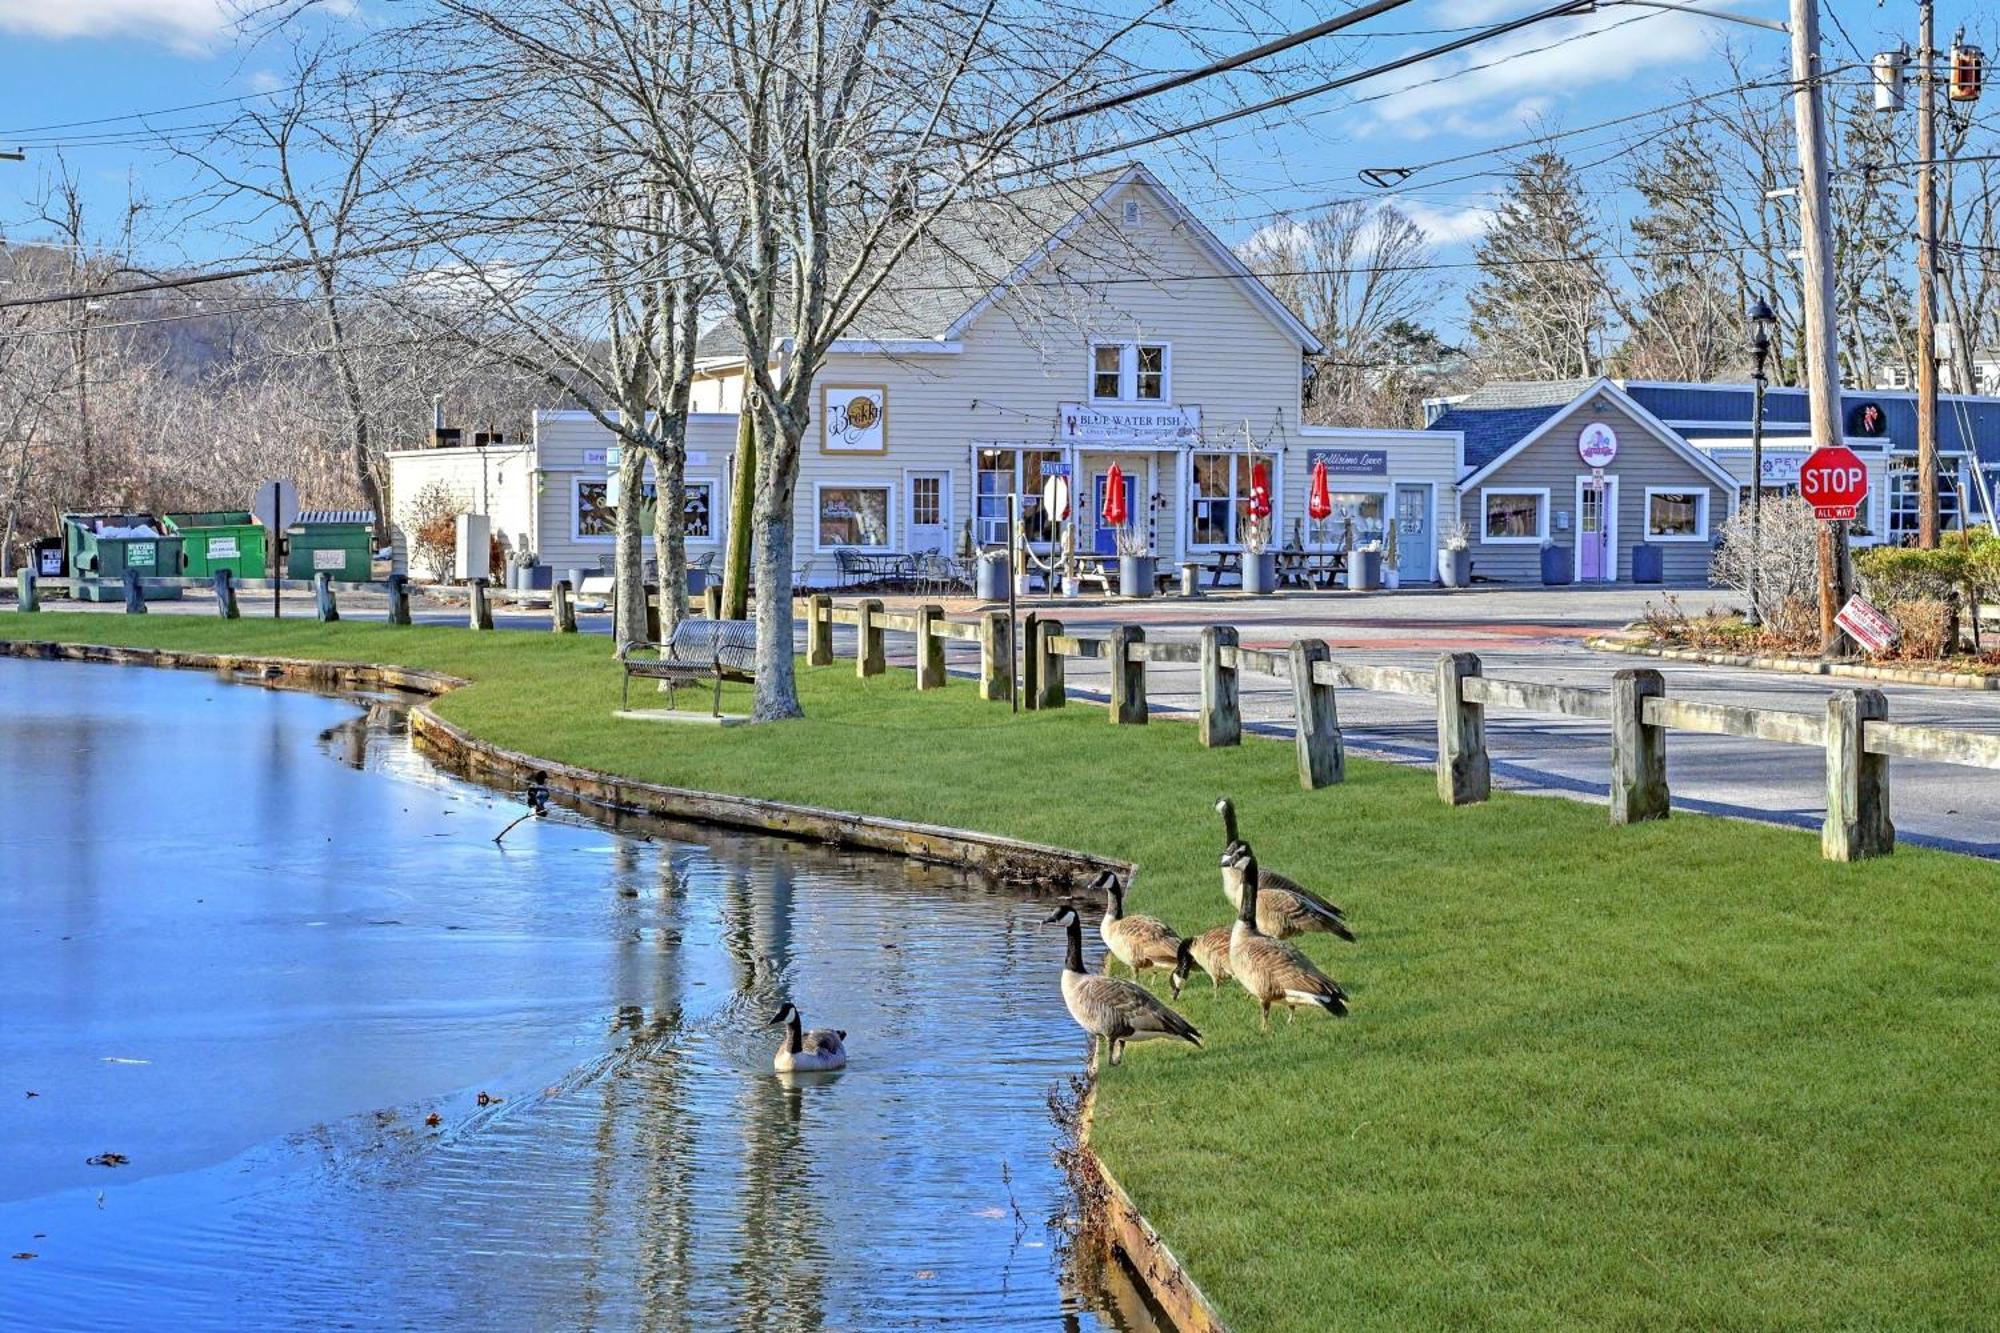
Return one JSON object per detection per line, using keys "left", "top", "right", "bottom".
{"left": 8, "top": 611, "right": 2000, "bottom": 1331}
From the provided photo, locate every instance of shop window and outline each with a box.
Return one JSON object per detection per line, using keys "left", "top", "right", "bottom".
{"left": 976, "top": 448, "right": 1061, "bottom": 545}
{"left": 817, "top": 485, "right": 892, "bottom": 550}
{"left": 1645, "top": 489, "right": 1708, "bottom": 540}
{"left": 683, "top": 482, "right": 712, "bottom": 540}
{"left": 1189, "top": 452, "right": 1272, "bottom": 546}
{"left": 1311, "top": 491, "right": 1385, "bottom": 548}
{"left": 575, "top": 478, "right": 713, "bottom": 542}
{"left": 1089, "top": 342, "right": 1170, "bottom": 403}
{"left": 1481, "top": 489, "right": 1547, "bottom": 544}
{"left": 1887, "top": 457, "right": 1962, "bottom": 540}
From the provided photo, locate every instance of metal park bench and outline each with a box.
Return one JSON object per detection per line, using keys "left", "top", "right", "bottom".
{"left": 617, "top": 618, "right": 758, "bottom": 715}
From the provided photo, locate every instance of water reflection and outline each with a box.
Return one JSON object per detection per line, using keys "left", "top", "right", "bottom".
{"left": 0, "top": 657, "right": 1156, "bottom": 1331}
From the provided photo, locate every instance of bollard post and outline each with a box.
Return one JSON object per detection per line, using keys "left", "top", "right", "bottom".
{"left": 1036, "top": 619, "right": 1067, "bottom": 708}
{"left": 1823, "top": 689, "right": 1893, "bottom": 861}
{"left": 1199, "top": 626, "right": 1240, "bottom": 747}
{"left": 16, "top": 566, "right": 38, "bottom": 612}
{"left": 385, "top": 574, "right": 412, "bottom": 626}
{"left": 856, "top": 597, "right": 886, "bottom": 677}
{"left": 980, "top": 610, "right": 1013, "bottom": 702}
{"left": 1109, "top": 625, "right": 1147, "bottom": 725}
{"left": 212, "top": 569, "right": 239, "bottom": 619}
{"left": 313, "top": 572, "right": 340, "bottom": 623}
{"left": 915, "top": 604, "right": 947, "bottom": 689}
{"left": 1610, "top": 668, "right": 1669, "bottom": 824}
{"left": 470, "top": 577, "right": 494, "bottom": 631}
{"left": 1435, "top": 652, "right": 1489, "bottom": 805}
{"left": 122, "top": 569, "right": 148, "bottom": 614}
{"left": 807, "top": 594, "right": 834, "bottom": 666}
{"left": 551, "top": 579, "right": 576, "bottom": 633}
{"left": 1290, "top": 639, "right": 1344, "bottom": 788}
{"left": 703, "top": 584, "right": 723, "bottom": 619}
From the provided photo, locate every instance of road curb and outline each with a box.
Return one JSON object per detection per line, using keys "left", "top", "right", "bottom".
{"left": 1586, "top": 636, "right": 2000, "bottom": 691}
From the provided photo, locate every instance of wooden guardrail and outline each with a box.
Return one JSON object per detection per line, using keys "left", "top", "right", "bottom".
{"left": 798, "top": 595, "right": 2000, "bottom": 864}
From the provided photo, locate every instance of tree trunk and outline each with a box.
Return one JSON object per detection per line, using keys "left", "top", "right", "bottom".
{"left": 653, "top": 441, "right": 688, "bottom": 634}
{"left": 722, "top": 399, "right": 756, "bottom": 619}
{"left": 750, "top": 415, "right": 802, "bottom": 722}
{"left": 612, "top": 433, "right": 650, "bottom": 648}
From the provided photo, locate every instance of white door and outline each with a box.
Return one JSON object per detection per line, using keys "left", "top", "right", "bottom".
{"left": 907, "top": 472, "right": 950, "bottom": 554}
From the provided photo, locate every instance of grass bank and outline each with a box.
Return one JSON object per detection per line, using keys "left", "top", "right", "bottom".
{"left": 7, "top": 612, "right": 1999, "bottom": 1331}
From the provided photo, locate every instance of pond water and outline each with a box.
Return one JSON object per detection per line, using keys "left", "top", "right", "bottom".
{"left": 0, "top": 657, "right": 1156, "bottom": 1330}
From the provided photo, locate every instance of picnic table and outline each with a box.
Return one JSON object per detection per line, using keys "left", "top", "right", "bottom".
{"left": 835, "top": 549, "right": 917, "bottom": 588}
{"left": 1276, "top": 548, "right": 1348, "bottom": 589}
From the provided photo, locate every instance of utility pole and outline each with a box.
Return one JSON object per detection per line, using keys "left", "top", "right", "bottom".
{"left": 1791, "top": 0, "right": 1851, "bottom": 653}
{"left": 1916, "top": 0, "right": 1940, "bottom": 547}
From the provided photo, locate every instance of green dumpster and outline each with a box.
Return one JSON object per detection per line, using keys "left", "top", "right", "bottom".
{"left": 61, "top": 512, "right": 185, "bottom": 601}
{"left": 164, "top": 510, "right": 268, "bottom": 579}
{"left": 286, "top": 510, "right": 375, "bottom": 581}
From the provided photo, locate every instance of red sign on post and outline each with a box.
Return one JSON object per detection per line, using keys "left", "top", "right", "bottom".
{"left": 1798, "top": 445, "right": 1869, "bottom": 520}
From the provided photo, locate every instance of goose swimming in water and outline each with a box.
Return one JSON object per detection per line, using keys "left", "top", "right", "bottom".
{"left": 1095, "top": 870, "right": 1184, "bottom": 978}
{"left": 768, "top": 1003, "right": 848, "bottom": 1072}
{"left": 1046, "top": 904, "right": 1202, "bottom": 1066}
{"left": 1215, "top": 797, "right": 1355, "bottom": 942}
{"left": 1227, "top": 847, "right": 1350, "bottom": 1030}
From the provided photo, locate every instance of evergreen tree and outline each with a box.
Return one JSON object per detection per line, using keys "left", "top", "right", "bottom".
{"left": 1619, "top": 116, "right": 1744, "bottom": 383}
{"left": 1466, "top": 151, "right": 1612, "bottom": 380}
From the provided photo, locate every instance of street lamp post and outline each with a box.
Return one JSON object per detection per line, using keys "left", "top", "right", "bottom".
{"left": 1746, "top": 297, "right": 1776, "bottom": 627}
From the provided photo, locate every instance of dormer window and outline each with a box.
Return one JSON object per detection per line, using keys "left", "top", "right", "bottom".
{"left": 1089, "top": 341, "right": 1170, "bottom": 403}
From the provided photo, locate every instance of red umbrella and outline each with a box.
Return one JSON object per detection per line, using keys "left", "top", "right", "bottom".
{"left": 1307, "top": 457, "right": 1332, "bottom": 521}
{"left": 1101, "top": 461, "right": 1128, "bottom": 527}
{"left": 1248, "top": 460, "right": 1273, "bottom": 519}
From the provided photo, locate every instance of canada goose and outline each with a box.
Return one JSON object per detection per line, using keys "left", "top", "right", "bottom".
{"left": 1170, "top": 925, "right": 1233, "bottom": 1000}
{"left": 768, "top": 1003, "right": 848, "bottom": 1072}
{"left": 1215, "top": 797, "right": 1355, "bottom": 942}
{"left": 1227, "top": 849, "right": 1350, "bottom": 1031}
{"left": 1045, "top": 904, "right": 1201, "bottom": 1066}
{"left": 1094, "top": 870, "right": 1183, "bottom": 978}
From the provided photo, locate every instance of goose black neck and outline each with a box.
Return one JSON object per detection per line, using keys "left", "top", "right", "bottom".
{"left": 1236, "top": 868, "right": 1259, "bottom": 927}
{"left": 1219, "top": 800, "right": 1239, "bottom": 845}
{"left": 785, "top": 1011, "right": 803, "bottom": 1054}
{"left": 1105, "top": 883, "right": 1124, "bottom": 920}
{"left": 1064, "top": 915, "right": 1085, "bottom": 973}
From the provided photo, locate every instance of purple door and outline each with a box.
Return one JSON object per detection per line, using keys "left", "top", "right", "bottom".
{"left": 1579, "top": 480, "right": 1611, "bottom": 580}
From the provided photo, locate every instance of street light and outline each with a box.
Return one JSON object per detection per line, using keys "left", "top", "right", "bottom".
{"left": 1746, "top": 296, "right": 1777, "bottom": 627}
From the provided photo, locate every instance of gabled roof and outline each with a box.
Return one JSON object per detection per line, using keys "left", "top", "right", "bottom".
{"left": 693, "top": 163, "right": 1321, "bottom": 360}
{"left": 1441, "top": 377, "right": 1741, "bottom": 492}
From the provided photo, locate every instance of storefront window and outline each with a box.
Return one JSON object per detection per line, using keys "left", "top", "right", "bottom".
{"left": 976, "top": 448, "right": 1061, "bottom": 545}
{"left": 818, "top": 485, "right": 891, "bottom": 549}
{"left": 574, "top": 479, "right": 713, "bottom": 542}
{"left": 1482, "top": 489, "right": 1545, "bottom": 542}
{"left": 1646, "top": 490, "right": 1706, "bottom": 539}
{"left": 1311, "top": 491, "right": 1384, "bottom": 548}
{"left": 1188, "top": 452, "right": 1272, "bottom": 547}
{"left": 1887, "top": 457, "right": 1961, "bottom": 540}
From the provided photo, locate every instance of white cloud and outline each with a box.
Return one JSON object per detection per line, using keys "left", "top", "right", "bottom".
{"left": 1397, "top": 200, "right": 1497, "bottom": 246}
{"left": 0, "top": 0, "right": 237, "bottom": 49}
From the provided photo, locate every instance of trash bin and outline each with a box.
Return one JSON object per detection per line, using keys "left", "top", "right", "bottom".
{"left": 976, "top": 550, "right": 1010, "bottom": 601}
{"left": 286, "top": 510, "right": 375, "bottom": 581}
{"left": 1631, "top": 543, "right": 1663, "bottom": 585}
{"left": 1539, "top": 543, "right": 1573, "bottom": 586}
{"left": 164, "top": 511, "right": 268, "bottom": 579}
{"left": 61, "top": 512, "right": 185, "bottom": 602}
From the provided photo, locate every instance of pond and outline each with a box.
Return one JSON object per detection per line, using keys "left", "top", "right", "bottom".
{"left": 0, "top": 657, "right": 1156, "bottom": 1330}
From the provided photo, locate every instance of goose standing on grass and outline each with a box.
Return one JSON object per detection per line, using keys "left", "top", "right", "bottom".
{"left": 1215, "top": 798, "right": 1356, "bottom": 942}
{"left": 768, "top": 1003, "right": 848, "bottom": 1072}
{"left": 1228, "top": 848, "right": 1350, "bottom": 1031}
{"left": 1046, "top": 905, "right": 1202, "bottom": 1066}
{"left": 1095, "top": 870, "right": 1183, "bottom": 979}
{"left": 1170, "top": 926, "right": 1233, "bottom": 1000}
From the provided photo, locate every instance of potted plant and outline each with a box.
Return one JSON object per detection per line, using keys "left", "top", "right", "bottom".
{"left": 1116, "top": 521, "right": 1155, "bottom": 598}
{"left": 1438, "top": 520, "right": 1472, "bottom": 588}
{"left": 1351, "top": 540, "right": 1383, "bottom": 592}
{"left": 1382, "top": 523, "right": 1401, "bottom": 590}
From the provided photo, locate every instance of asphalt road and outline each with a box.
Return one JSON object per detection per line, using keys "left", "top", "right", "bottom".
{"left": 30, "top": 584, "right": 2000, "bottom": 857}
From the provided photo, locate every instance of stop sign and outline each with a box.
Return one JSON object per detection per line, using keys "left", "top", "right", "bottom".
{"left": 1798, "top": 446, "right": 1868, "bottom": 520}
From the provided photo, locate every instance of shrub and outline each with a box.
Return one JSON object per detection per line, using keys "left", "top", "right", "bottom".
{"left": 1854, "top": 544, "right": 1968, "bottom": 605}
{"left": 404, "top": 479, "right": 464, "bottom": 583}
{"left": 1888, "top": 598, "right": 1953, "bottom": 660}
{"left": 1710, "top": 496, "right": 1820, "bottom": 626}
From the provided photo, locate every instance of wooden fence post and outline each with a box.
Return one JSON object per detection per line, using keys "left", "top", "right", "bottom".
{"left": 551, "top": 579, "right": 576, "bottom": 633}
{"left": 385, "top": 574, "right": 412, "bottom": 626}
{"left": 1610, "top": 668, "right": 1668, "bottom": 824}
{"left": 1290, "top": 639, "right": 1344, "bottom": 788}
{"left": 212, "top": 569, "right": 238, "bottom": 619}
{"left": 1435, "top": 652, "right": 1489, "bottom": 805}
{"left": 644, "top": 582, "right": 661, "bottom": 641}
{"left": 1199, "top": 626, "right": 1241, "bottom": 747}
{"left": 1823, "top": 689, "right": 1893, "bottom": 861}
{"left": 16, "top": 566, "right": 37, "bottom": 612}
{"left": 1036, "top": 618, "right": 1067, "bottom": 708}
{"left": 1022, "top": 612, "right": 1042, "bottom": 707}
{"left": 856, "top": 598, "right": 886, "bottom": 677}
{"left": 313, "top": 572, "right": 340, "bottom": 623}
{"left": 1110, "top": 625, "right": 1147, "bottom": 724}
{"left": 469, "top": 577, "right": 494, "bottom": 631}
{"left": 980, "top": 610, "right": 1013, "bottom": 701}
{"left": 807, "top": 594, "right": 834, "bottom": 666}
{"left": 122, "top": 569, "right": 147, "bottom": 614}
{"left": 703, "top": 584, "right": 723, "bottom": 619}
{"left": 915, "top": 604, "right": 947, "bottom": 689}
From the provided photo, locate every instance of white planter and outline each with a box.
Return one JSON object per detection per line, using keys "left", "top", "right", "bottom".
{"left": 1384, "top": 569, "right": 1401, "bottom": 590}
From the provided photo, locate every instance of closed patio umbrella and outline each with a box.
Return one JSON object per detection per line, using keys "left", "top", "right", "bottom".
{"left": 1308, "top": 457, "right": 1332, "bottom": 522}
{"left": 1102, "top": 462, "right": 1128, "bottom": 528}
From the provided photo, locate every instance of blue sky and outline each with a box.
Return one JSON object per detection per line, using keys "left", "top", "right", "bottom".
{"left": 0, "top": 1, "right": 1982, "bottom": 302}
